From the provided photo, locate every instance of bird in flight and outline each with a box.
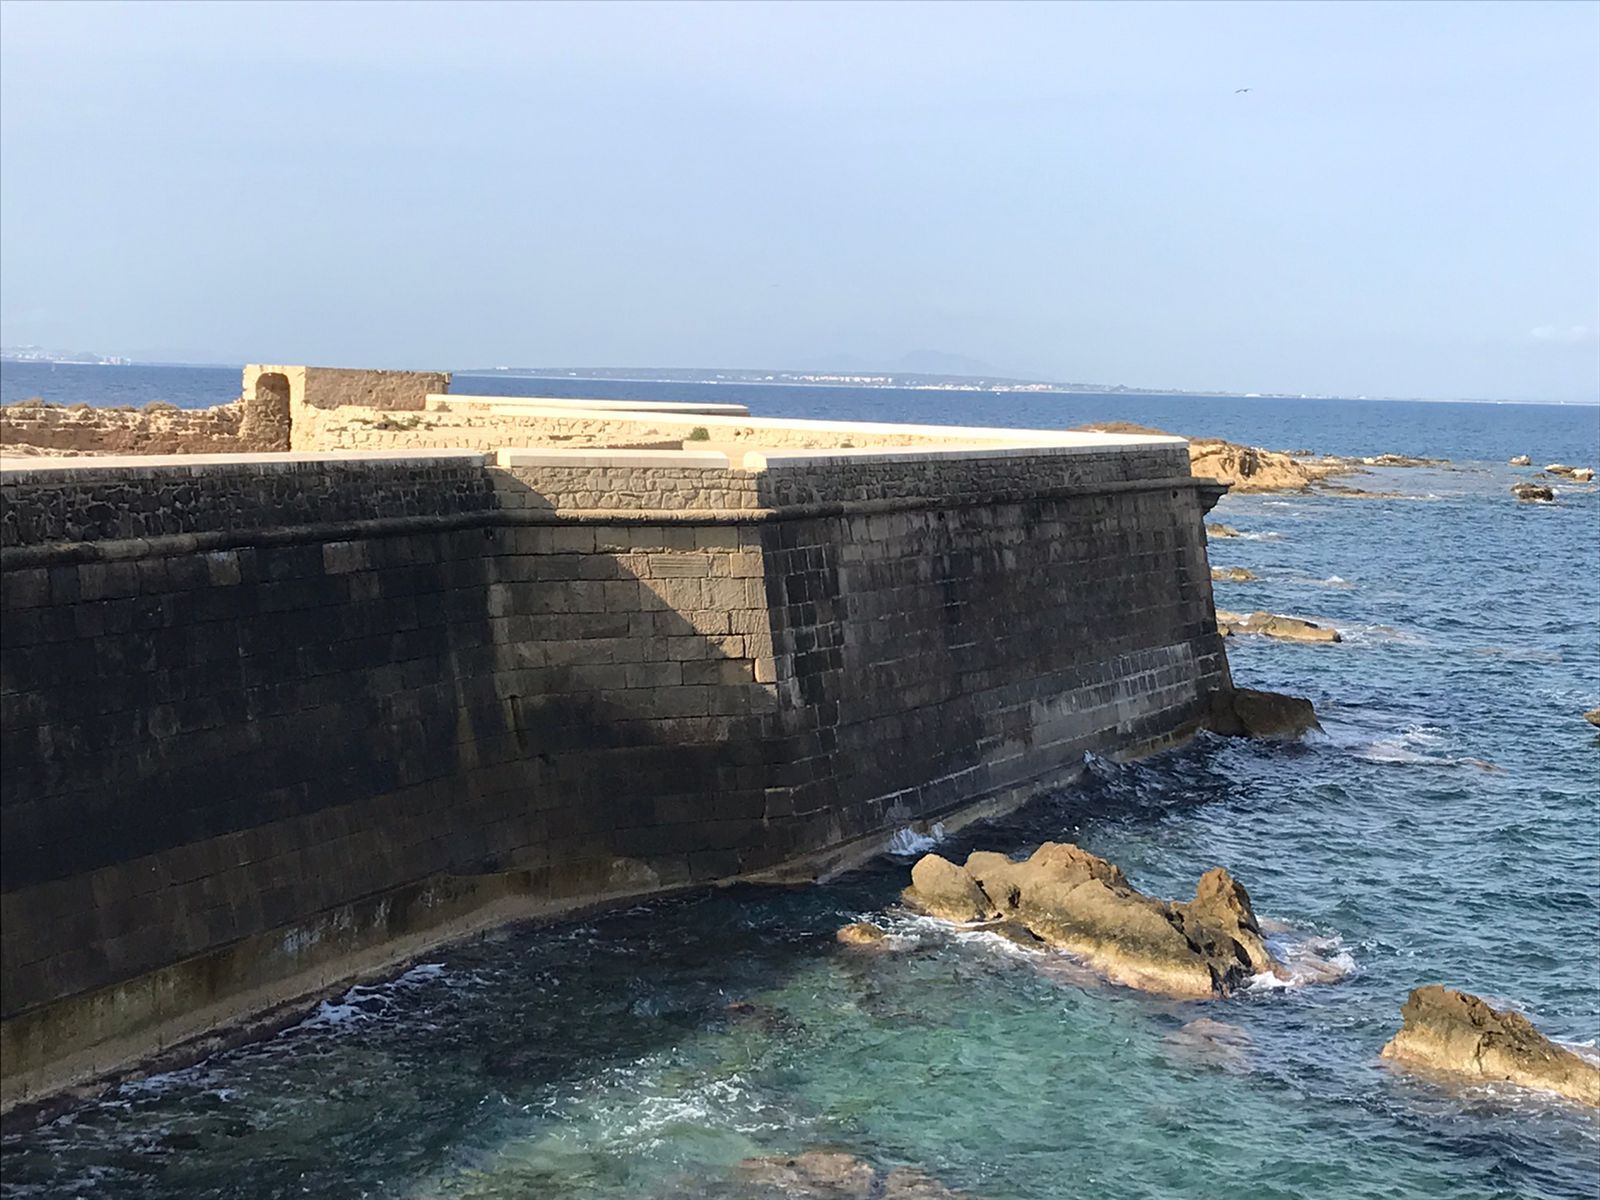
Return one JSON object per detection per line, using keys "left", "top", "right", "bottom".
{"left": 1235, "top": 87, "right": 1252, "bottom": 93}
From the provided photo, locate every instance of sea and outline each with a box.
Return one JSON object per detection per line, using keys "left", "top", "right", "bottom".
{"left": 1, "top": 363, "right": 1598, "bottom": 1200}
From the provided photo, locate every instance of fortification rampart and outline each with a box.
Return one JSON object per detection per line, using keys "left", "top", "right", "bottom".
{"left": 0, "top": 394, "right": 1230, "bottom": 1113}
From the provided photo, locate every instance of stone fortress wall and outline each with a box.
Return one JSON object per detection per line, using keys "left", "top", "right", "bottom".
{"left": 0, "top": 367, "right": 1232, "bottom": 1111}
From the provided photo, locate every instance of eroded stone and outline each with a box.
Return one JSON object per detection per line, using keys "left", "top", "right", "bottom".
{"left": 1381, "top": 985, "right": 1600, "bottom": 1107}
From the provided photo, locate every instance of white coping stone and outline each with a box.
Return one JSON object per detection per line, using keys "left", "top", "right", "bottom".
{"left": 431, "top": 394, "right": 751, "bottom": 416}
{"left": 423, "top": 402, "right": 1190, "bottom": 449}
{"left": 740, "top": 438, "right": 1182, "bottom": 471}
{"left": 0, "top": 449, "right": 489, "bottom": 479}
{"left": 494, "top": 448, "right": 732, "bottom": 469}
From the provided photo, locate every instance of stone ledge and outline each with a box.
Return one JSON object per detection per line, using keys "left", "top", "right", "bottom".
{"left": 438, "top": 395, "right": 751, "bottom": 417}
{"left": 496, "top": 448, "right": 734, "bottom": 469}
{"left": 0, "top": 449, "right": 489, "bottom": 483}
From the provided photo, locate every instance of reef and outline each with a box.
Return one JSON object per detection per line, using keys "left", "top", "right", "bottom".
{"left": 1381, "top": 985, "right": 1600, "bottom": 1107}
{"left": 903, "top": 844, "right": 1282, "bottom": 998}
{"left": 735, "top": 1151, "right": 972, "bottom": 1198}
{"left": 1216, "top": 609, "right": 1342, "bottom": 643}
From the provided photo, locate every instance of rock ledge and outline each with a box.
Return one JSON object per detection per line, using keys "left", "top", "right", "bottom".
{"left": 903, "top": 844, "right": 1282, "bottom": 998}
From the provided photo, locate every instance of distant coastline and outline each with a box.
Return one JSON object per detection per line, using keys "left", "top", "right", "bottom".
{"left": 2, "top": 353, "right": 1595, "bottom": 406}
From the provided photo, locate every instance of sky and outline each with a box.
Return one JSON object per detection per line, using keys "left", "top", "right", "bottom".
{"left": 1, "top": 0, "right": 1597, "bottom": 402}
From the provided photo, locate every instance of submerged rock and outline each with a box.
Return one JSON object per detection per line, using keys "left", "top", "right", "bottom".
{"left": 1207, "top": 687, "right": 1321, "bottom": 739}
{"left": 1211, "top": 566, "right": 1257, "bottom": 582}
{"left": 736, "top": 1151, "right": 877, "bottom": 1198}
{"left": 884, "top": 1166, "right": 971, "bottom": 1199}
{"left": 734, "top": 1152, "right": 972, "bottom": 1199}
{"left": 1164, "top": 1017, "right": 1253, "bottom": 1073}
{"left": 1216, "top": 609, "right": 1341, "bottom": 643}
{"left": 1512, "top": 482, "right": 1555, "bottom": 502}
{"left": 1205, "top": 522, "right": 1243, "bottom": 539}
{"left": 836, "top": 921, "right": 889, "bottom": 947}
{"left": 904, "top": 844, "right": 1282, "bottom": 998}
{"left": 1381, "top": 985, "right": 1600, "bottom": 1107}
{"left": 1509, "top": 455, "right": 1532, "bottom": 466}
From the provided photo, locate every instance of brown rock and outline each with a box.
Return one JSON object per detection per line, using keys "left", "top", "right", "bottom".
{"left": 964, "top": 842, "right": 1128, "bottom": 916}
{"left": 1175, "top": 867, "right": 1276, "bottom": 975}
{"left": 1509, "top": 455, "right": 1532, "bottom": 466}
{"left": 911, "top": 843, "right": 1283, "bottom": 998}
{"left": 1207, "top": 687, "right": 1322, "bottom": 739}
{"left": 1573, "top": 468, "right": 1595, "bottom": 482}
{"left": 903, "top": 854, "right": 997, "bottom": 922}
{"left": 1381, "top": 985, "right": 1600, "bottom": 1107}
{"left": 1211, "top": 566, "right": 1256, "bottom": 582}
{"left": 836, "top": 921, "right": 889, "bottom": 947}
{"left": 1022, "top": 876, "right": 1221, "bottom": 997}
{"left": 1188, "top": 438, "right": 1352, "bottom": 492}
{"left": 1585, "top": 708, "right": 1600, "bottom": 728}
{"left": 1205, "top": 522, "right": 1242, "bottom": 539}
{"left": 1512, "top": 482, "right": 1555, "bottom": 502}
{"left": 1216, "top": 609, "right": 1341, "bottom": 643}
{"left": 1544, "top": 463, "right": 1576, "bottom": 476}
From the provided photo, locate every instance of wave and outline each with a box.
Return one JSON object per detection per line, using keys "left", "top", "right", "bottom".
{"left": 885, "top": 822, "right": 947, "bottom": 858}
{"left": 1319, "top": 720, "right": 1502, "bottom": 772}
{"left": 1249, "top": 926, "right": 1357, "bottom": 990}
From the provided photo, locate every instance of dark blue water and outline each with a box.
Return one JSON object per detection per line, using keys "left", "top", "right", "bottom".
{"left": 2, "top": 365, "right": 1598, "bottom": 1199}
{"left": 3, "top": 361, "right": 1594, "bottom": 464}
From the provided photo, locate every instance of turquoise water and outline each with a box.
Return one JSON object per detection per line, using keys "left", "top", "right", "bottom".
{"left": 1, "top": 378, "right": 1597, "bottom": 1198}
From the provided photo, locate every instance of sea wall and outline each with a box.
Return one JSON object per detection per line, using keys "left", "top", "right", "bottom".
{"left": 0, "top": 440, "right": 1229, "bottom": 1109}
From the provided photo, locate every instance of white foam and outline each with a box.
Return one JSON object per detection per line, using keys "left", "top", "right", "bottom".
{"left": 1250, "top": 926, "right": 1356, "bottom": 990}
{"left": 885, "top": 822, "right": 946, "bottom": 857}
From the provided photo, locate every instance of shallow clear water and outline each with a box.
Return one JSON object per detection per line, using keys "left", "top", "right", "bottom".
{"left": 2, "top": 373, "right": 1597, "bottom": 1199}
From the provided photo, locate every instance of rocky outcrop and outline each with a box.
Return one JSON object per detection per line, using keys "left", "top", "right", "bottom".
{"left": 1074, "top": 422, "right": 1350, "bottom": 492}
{"left": 1544, "top": 463, "right": 1577, "bottom": 476}
{"left": 1186, "top": 438, "right": 1348, "bottom": 493}
{"left": 1509, "top": 455, "right": 1531, "bottom": 466}
{"left": 735, "top": 1152, "right": 971, "bottom": 1199}
{"left": 903, "top": 845, "right": 1281, "bottom": 998}
{"left": 836, "top": 921, "right": 889, "bottom": 947}
{"left": 1211, "top": 566, "right": 1256, "bottom": 582}
{"left": 907, "top": 854, "right": 997, "bottom": 922}
{"left": 1216, "top": 609, "right": 1341, "bottom": 643}
{"left": 1585, "top": 709, "right": 1600, "bottom": 728}
{"left": 1381, "top": 986, "right": 1600, "bottom": 1106}
{"left": 1573, "top": 468, "right": 1595, "bottom": 482}
{"left": 1512, "top": 482, "right": 1555, "bottom": 502}
{"left": 1205, "top": 522, "right": 1242, "bottom": 539}
{"left": 1206, "top": 687, "right": 1322, "bottom": 739}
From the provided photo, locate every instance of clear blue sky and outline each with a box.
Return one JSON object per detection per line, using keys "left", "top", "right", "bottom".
{"left": 1, "top": 0, "right": 1596, "bottom": 401}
